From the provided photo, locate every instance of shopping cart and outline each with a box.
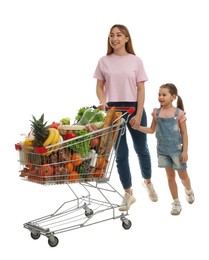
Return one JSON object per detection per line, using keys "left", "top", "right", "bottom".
{"left": 15, "top": 106, "right": 135, "bottom": 247}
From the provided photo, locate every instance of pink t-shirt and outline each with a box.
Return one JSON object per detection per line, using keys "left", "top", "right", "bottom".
{"left": 152, "top": 107, "right": 187, "bottom": 123}
{"left": 93, "top": 54, "right": 148, "bottom": 102}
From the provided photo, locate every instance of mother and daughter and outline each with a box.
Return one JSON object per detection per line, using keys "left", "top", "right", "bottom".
{"left": 93, "top": 24, "right": 194, "bottom": 215}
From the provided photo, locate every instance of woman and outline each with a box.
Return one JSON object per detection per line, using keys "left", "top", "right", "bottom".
{"left": 93, "top": 24, "right": 158, "bottom": 211}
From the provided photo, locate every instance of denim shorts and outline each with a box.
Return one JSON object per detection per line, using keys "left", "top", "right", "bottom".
{"left": 158, "top": 151, "right": 187, "bottom": 170}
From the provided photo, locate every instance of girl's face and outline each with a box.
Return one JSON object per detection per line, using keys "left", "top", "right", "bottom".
{"left": 109, "top": 27, "right": 128, "bottom": 53}
{"left": 158, "top": 87, "right": 176, "bottom": 107}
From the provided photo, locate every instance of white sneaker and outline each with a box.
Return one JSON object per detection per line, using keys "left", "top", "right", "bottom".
{"left": 170, "top": 200, "right": 182, "bottom": 215}
{"left": 142, "top": 182, "right": 158, "bottom": 202}
{"left": 119, "top": 192, "right": 136, "bottom": 211}
{"left": 185, "top": 189, "right": 195, "bottom": 204}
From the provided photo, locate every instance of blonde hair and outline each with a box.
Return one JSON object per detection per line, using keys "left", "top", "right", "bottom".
{"left": 107, "top": 24, "right": 135, "bottom": 55}
{"left": 160, "top": 83, "right": 184, "bottom": 111}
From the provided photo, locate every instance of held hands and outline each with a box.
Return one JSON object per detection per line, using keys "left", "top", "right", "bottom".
{"left": 129, "top": 115, "right": 141, "bottom": 130}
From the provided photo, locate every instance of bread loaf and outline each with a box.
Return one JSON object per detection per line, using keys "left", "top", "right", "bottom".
{"left": 103, "top": 111, "right": 123, "bottom": 157}
{"left": 98, "top": 108, "right": 123, "bottom": 157}
{"left": 98, "top": 107, "right": 116, "bottom": 155}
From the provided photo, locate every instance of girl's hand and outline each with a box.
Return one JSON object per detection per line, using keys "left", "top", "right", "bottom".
{"left": 132, "top": 124, "right": 141, "bottom": 131}
{"left": 180, "top": 151, "right": 188, "bottom": 163}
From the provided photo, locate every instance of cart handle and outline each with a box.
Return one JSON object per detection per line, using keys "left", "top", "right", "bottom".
{"left": 93, "top": 105, "right": 135, "bottom": 125}
{"left": 104, "top": 106, "right": 136, "bottom": 125}
{"left": 93, "top": 105, "right": 135, "bottom": 115}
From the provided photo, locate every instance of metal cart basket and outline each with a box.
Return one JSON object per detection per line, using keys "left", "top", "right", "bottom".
{"left": 15, "top": 107, "right": 135, "bottom": 247}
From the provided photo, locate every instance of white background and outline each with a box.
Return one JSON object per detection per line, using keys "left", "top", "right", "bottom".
{"left": 1, "top": 0, "right": 208, "bottom": 259}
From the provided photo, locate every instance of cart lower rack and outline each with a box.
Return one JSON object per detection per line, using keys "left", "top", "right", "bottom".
{"left": 24, "top": 182, "right": 131, "bottom": 247}
{"left": 15, "top": 106, "right": 135, "bottom": 247}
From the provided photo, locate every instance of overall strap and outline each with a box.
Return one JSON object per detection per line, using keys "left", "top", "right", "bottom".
{"left": 156, "top": 108, "right": 161, "bottom": 117}
{"left": 175, "top": 108, "right": 180, "bottom": 117}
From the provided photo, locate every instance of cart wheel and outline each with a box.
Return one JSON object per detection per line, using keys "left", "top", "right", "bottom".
{"left": 85, "top": 209, "right": 93, "bottom": 217}
{"left": 30, "top": 231, "right": 41, "bottom": 240}
{"left": 48, "top": 236, "right": 59, "bottom": 247}
{"left": 122, "top": 219, "right": 132, "bottom": 230}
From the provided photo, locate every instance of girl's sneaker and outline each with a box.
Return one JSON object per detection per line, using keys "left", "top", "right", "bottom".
{"left": 119, "top": 192, "right": 136, "bottom": 211}
{"left": 170, "top": 200, "right": 182, "bottom": 215}
{"left": 185, "top": 189, "right": 195, "bottom": 204}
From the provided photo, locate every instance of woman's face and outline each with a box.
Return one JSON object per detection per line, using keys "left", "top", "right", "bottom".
{"left": 109, "top": 27, "right": 128, "bottom": 52}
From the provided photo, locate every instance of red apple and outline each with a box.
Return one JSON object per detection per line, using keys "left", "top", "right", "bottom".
{"left": 40, "top": 164, "right": 54, "bottom": 176}
{"left": 64, "top": 131, "right": 76, "bottom": 140}
{"left": 90, "top": 137, "right": 100, "bottom": 148}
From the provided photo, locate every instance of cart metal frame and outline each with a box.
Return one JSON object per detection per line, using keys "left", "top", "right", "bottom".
{"left": 24, "top": 181, "right": 131, "bottom": 247}
{"left": 16, "top": 107, "right": 135, "bottom": 247}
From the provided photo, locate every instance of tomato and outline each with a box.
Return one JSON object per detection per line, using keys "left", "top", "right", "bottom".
{"left": 50, "top": 122, "right": 60, "bottom": 129}
{"left": 64, "top": 131, "right": 76, "bottom": 140}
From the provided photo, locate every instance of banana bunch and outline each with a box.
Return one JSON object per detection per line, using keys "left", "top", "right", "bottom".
{"left": 43, "top": 128, "right": 61, "bottom": 155}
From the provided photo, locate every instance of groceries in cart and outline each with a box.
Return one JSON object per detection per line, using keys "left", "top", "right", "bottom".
{"left": 15, "top": 106, "right": 125, "bottom": 185}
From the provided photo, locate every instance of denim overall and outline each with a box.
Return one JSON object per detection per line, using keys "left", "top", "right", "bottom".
{"left": 156, "top": 108, "right": 187, "bottom": 170}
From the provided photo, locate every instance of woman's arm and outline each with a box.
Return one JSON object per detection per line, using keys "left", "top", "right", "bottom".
{"left": 96, "top": 79, "right": 106, "bottom": 109}
{"left": 129, "top": 82, "right": 145, "bottom": 127}
{"left": 179, "top": 121, "right": 188, "bottom": 163}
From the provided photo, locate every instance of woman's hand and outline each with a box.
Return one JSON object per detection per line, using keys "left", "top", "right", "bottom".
{"left": 97, "top": 103, "right": 107, "bottom": 111}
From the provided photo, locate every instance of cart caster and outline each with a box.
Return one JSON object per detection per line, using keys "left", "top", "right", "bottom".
{"left": 48, "top": 236, "right": 59, "bottom": 247}
{"left": 122, "top": 219, "right": 132, "bottom": 230}
{"left": 30, "top": 231, "right": 41, "bottom": 240}
{"left": 83, "top": 203, "right": 94, "bottom": 218}
{"left": 85, "top": 208, "right": 94, "bottom": 218}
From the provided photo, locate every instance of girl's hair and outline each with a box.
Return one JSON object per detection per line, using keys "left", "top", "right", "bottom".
{"left": 107, "top": 24, "right": 135, "bottom": 55}
{"left": 160, "top": 83, "right": 184, "bottom": 111}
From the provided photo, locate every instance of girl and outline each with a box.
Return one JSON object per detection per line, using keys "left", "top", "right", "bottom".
{"left": 132, "top": 83, "right": 194, "bottom": 215}
{"left": 93, "top": 24, "right": 158, "bottom": 211}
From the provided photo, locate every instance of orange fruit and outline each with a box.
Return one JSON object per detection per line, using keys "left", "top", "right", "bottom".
{"left": 94, "top": 169, "right": 105, "bottom": 178}
{"left": 65, "top": 162, "right": 74, "bottom": 173}
{"left": 68, "top": 170, "right": 79, "bottom": 182}
{"left": 71, "top": 153, "right": 83, "bottom": 166}
{"left": 96, "top": 156, "right": 107, "bottom": 170}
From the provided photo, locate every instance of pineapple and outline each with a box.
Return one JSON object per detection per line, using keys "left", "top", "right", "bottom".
{"left": 30, "top": 114, "right": 49, "bottom": 147}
